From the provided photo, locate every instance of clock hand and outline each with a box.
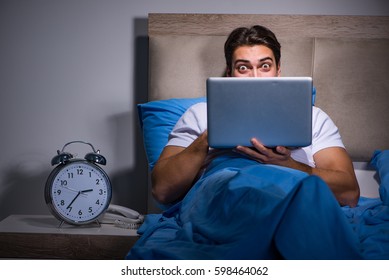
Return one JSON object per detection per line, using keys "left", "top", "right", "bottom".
{"left": 66, "top": 191, "right": 81, "bottom": 209}
{"left": 80, "top": 189, "right": 93, "bottom": 193}
{"left": 61, "top": 186, "right": 88, "bottom": 197}
{"left": 61, "top": 186, "right": 79, "bottom": 193}
{"left": 65, "top": 189, "right": 92, "bottom": 211}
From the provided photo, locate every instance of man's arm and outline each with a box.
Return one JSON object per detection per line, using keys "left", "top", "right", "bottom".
{"left": 151, "top": 131, "right": 209, "bottom": 204}
{"left": 235, "top": 138, "right": 360, "bottom": 207}
{"left": 310, "top": 147, "right": 360, "bottom": 207}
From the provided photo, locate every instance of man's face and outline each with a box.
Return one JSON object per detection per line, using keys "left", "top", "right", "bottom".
{"left": 229, "top": 45, "right": 280, "bottom": 77}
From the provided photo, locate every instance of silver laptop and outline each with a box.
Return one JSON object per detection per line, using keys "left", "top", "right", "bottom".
{"left": 206, "top": 77, "right": 313, "bottom": 148}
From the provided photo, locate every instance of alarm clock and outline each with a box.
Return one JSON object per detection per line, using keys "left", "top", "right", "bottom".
{"left": 45, "top": 141, "right": 112, "bottom": 226}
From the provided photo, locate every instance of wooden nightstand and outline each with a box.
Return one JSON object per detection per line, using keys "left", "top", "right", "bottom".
{"left": 0, "top": 215, "right": 139, "bottom": 259}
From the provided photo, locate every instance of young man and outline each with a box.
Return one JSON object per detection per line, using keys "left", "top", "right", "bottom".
{"left": 151, "top": 25, "right": 360, "bottom": 207}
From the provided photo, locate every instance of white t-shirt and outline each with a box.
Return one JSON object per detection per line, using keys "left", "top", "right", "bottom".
{"left": 167, "top": 102, "right": 345, "bottom": 167}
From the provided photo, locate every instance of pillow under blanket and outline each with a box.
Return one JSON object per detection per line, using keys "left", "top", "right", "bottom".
{"left": 370, "top": 150, "right": 389, "bottom": 205}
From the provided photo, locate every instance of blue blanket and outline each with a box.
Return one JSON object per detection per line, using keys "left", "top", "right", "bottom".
{"left": 133, "top": 97, "right": 389, "bottom": 259}
{"left": 126, "top": 155, "right": 381, "bottom": 260}
{"left": 342, "top": 150, "right": 389, "bottom": 259}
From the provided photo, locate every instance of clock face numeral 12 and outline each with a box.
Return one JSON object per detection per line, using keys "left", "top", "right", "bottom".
{"left": 46, "top": 161, "right": 112, "bottom": 224}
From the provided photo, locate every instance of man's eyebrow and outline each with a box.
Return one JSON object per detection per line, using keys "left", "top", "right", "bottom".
{"left": 233, "top": 59, "right": 250, "bottom": 64}
{"left": 259, "top": 57, "right": 273, "bottom": 62}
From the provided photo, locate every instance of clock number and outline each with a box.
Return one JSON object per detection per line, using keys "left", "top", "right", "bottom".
{"left": 96, "top": 179, "right": 100, "bottom": 185}
{"left": 99, "top": 189, "right": 104, "bottom": 195}
{"left": 56, "top": 190, "right": 61, "bottom": 195}
{"left": 68, "top": 207, "right": 72, "bottom": 212}
{"left": 67, "top": 173, "right": 74, "bottom": 179}
{"left": 60, "top": 200, "right": 65, "bottom": 206}
{"left": 88, "top": 207, "right": 92, "bottom": 213}
{"left": 77, "top": 169, "right": 83, "bottom": 175}
{"left": 89, "top": 172, "right": 92, "bottom": 178}
{"left": 78, "top": 210, "right": 82, "bottom": 216}
{"left": 60, "top": 180, "right": 67, "bottom": 186}
{"left": 95, "top": 199, "right": 100, "bottom": 205}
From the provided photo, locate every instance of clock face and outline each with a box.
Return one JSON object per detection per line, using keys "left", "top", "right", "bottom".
{"left": 46, "top": 160, "right": 112, "bottom": 225}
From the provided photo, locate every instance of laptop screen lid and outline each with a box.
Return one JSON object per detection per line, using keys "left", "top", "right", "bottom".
{"left": 206, "top": 77, "right": 313, "bottom": 148}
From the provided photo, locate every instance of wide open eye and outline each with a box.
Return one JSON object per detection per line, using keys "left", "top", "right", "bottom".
{"left": 261, "top": 63, "right": 271, "bottom": 71}
{"left": 238, "top": 65, "right": 249, "bottom": 72}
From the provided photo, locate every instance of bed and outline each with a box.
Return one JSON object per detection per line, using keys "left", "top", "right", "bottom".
{"left": 128, "top": 14, "right": 389, "bottom": 259}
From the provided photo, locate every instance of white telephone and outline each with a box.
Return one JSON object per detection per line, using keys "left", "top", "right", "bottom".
{"left": 100, "top": 204, "right": 144, "bottom": 229}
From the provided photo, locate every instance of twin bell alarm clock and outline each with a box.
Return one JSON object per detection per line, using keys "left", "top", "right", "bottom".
{"left": 45, "top": 141, "right": 112, "bottom": 226}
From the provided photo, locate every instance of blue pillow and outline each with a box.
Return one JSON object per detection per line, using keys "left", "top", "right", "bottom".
{"left": 137, "top": 87, "right": 316, "bottom": 170}
{"left": 137, "top": 97, "right": 206, "bottom": 170}
{"left": 370, "top": 150, "right": 389, "bottom": 205}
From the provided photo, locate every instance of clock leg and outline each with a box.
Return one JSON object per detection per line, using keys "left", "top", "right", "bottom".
{"left": 58, "top": 220, "right": 65, "bottom": 228}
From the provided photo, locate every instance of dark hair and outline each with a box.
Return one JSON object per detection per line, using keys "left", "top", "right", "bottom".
{"left": 224, "top": 25, "right": 281, "bottom": 75}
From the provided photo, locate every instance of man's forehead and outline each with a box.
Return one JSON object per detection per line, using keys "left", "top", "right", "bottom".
{"left": 232, "top": 45, "right": 275, "bottom": 60}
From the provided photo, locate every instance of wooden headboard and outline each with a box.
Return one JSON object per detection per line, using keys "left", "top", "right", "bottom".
{"left": 148, "top": 13, "right": 389, "bottom": 161}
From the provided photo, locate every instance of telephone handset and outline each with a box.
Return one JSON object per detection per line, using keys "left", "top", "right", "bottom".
{"left": 100, "top": 204, "right": 144, "bottom": 229}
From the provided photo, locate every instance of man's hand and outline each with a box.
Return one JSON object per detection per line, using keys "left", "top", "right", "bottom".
{"left": 234, "top": 138, "right": 292, "bottom": 166}
{"left": 234, "top": 137, "right": 359, "bottom": 207}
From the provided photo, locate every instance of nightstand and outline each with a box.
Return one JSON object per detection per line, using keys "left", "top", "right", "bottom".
{"left": 0, "top": 215, "right": 139, "bottom": 259}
